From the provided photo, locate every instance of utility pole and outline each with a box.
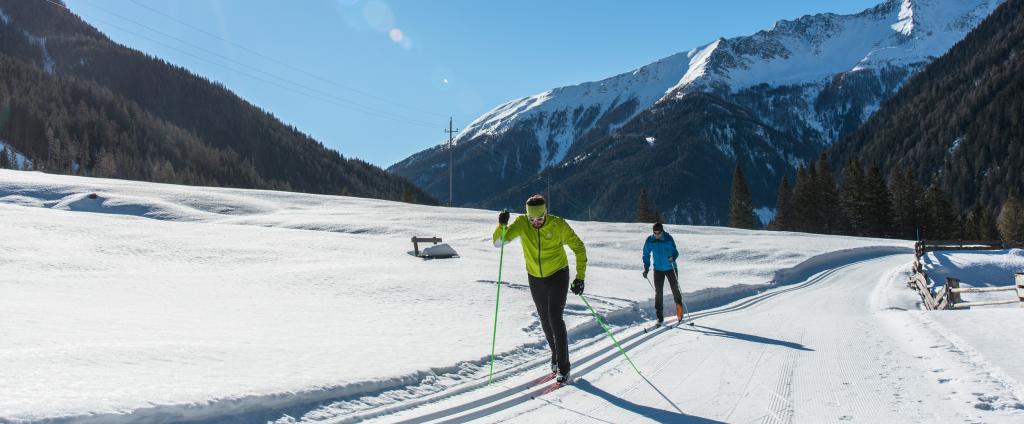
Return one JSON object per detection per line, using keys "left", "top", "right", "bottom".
{"left": 546, "top": 177, "right": 551, "bottom": 213}
{"left": 444, "top": 117, "right": 459, "bottom": 207}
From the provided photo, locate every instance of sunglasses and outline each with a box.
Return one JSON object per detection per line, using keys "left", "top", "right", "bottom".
{"left": 653, "top": 230, "right": 662, "bottom": 234}
{"left": 529, "top": 215, "right": 546, "bottom": 223}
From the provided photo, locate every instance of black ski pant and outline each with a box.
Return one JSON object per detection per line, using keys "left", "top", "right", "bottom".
{"left": 653, "top": 268, "right": 683, "bottom": 320}
{"left": 528, "top": 267, "right": 570, "bottom": 374}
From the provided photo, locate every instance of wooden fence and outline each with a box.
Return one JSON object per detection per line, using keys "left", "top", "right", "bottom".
{"left": 930, "top": 275, "right": 1024, "bottom": 309}
{"left": 908, "top": 240, "right": 1024, "bottom": 310}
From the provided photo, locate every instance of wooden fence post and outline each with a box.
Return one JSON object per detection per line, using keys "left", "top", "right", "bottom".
{"left": 946, "top": 277, "right": 962, "bottom": 309}
{"left": 1017, "top": 273, "right": 1024, "bottom": 308}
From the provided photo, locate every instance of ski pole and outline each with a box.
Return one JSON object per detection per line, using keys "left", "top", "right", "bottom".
{"left": 579, "top": 294, "right": 643, "bottom": 375}
{"left": 579, "top": 293, "right": 683, "bottom": 414}
{"left": 673, "top": 264, "right": 691, "bottom": 323}
{"left": 643, "top": 275, "right": 658, "bottom": 322}
{"left": 488, "top": 220, "right": 508, "bottom": 385}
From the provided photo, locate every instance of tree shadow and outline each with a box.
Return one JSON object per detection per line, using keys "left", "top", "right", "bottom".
{"left": 571, "top": 379, "right": 725, "bottom": 423}
{"left": 678, "top": 324, "right": 814, "bottom": 352}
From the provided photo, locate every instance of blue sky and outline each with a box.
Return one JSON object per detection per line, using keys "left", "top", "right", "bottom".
{"left": 62, "top": 0, "right": 882, "bottom": 168}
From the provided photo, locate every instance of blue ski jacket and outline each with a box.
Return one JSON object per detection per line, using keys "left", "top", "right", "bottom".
{"left": 642, "top": 232, "right": 679, "bottom": 272}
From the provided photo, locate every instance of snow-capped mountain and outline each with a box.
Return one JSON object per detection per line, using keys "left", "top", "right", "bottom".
{"left": 390, "top": 0, "right": 1001, "bottom": 221}
{"left": 455, "top": 52, "right": 694, "bottom": 169}
{"left": 672, "top": 0, "right": 998, "bottom": 94}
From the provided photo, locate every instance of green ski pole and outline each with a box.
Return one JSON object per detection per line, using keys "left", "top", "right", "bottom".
{"left": 579, "top": 294, "right": 643, "bottom": 376}
{"left": 579, "top": 293, "right": 683, "bottom": 414}
{"left": 488, "top": 217, "right": 508, "bottom": 384}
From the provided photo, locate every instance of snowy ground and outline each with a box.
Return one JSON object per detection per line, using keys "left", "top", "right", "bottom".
{"left": 403, "top": 255, "right": 1024, "bottom": 423}
{"left": 0, "top": 141, "right": 32, "bottom": 170}
{"left": 2, "top": 170, "right": 1022, "bottom": 423}
{"left": 921, "top": 249, "right": 1024, "bottom": 306}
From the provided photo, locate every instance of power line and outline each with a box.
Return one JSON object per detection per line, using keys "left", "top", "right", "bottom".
{"left": 38, "top": 0, "right": 438, "bottom": 129}
{"left": 125, "top": 0, "right": 447, "bottom": 119}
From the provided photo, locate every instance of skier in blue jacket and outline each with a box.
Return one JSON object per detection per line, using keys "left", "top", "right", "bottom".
{"left": 642, "top": 222, "right": 685, "bottom": 323}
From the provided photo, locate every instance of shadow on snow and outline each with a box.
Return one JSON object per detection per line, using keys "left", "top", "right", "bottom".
{"left": 677, "top": 324, "right": 814, "bottom": 352}
{"left": 568, "top": 379, "right": 726, "bottom": 423}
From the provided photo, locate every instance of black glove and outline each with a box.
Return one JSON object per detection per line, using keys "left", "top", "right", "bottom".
{"left": 498, "top": 209, "right": 510, "bottom": 225}
{"left": 570, "top": 278, "right": 585, "bottom": 295}
{"left": 642, "top": 268, "right": 649, "bottom": 279}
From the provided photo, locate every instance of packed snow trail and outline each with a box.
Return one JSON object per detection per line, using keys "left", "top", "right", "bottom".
{"left": 377, "top": 254, "right": 1024, "bottom": 423}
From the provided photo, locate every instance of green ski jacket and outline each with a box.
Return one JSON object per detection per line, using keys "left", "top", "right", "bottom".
{"left": 492, "top": 214, "right": 587, "bottom": 280}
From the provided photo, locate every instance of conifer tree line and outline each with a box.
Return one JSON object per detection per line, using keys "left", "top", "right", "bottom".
{"left": 764, "top": 153, "right": 1024, "bottom": 243}
{"left": 0, "top": 0, "right": 435, "bottom": 205}
{"left": 728, "top": 164, "right": 758, "bottom": 229}
{"left": 635, "top": 188, "right": 664, "bottom": 223}
{"left": 826, "top": 0, "right": 1024, "bottom": 227}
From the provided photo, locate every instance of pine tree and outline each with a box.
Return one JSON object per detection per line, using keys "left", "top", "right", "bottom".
{"left": 923, "top": 184, "right": 957, "bottom": 240}
{"left": 0, "top": 147, "right": 9, "bottom": 169}
{"left": 998, "top": 191, "right": 1024, "bottom": 243}
{"left": 975, "top": 206, "right": 999, "bottom": 240}
{"left": 890, "top": 169, "right": 924, "bottom": 240}
{"left": 812, "top": 154, "right": 843, "bottom": 234}
{"left": 45, "top": 126, "right": 61, "bottom": 172}
{"left": 840, "top": 159, "right": 867, "bottom": 235}
{"left": 769, "top": 176, "right": 793, "bottom": 230}
{"left": 791, "top": 165, "right": 813, "bottom": 233}
{"left": 729, "top": 164, "right": 758, "bottom": 229}
{"left": 862, "top": 165, "right": 894, "bottom": 238}
{"left": 636, "top": 188, "right": 660, "bottom": 223}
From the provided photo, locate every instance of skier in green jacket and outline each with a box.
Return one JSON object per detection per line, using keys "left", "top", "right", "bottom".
{"left": 493, "top": 194, "right": 586, "bottom": 384}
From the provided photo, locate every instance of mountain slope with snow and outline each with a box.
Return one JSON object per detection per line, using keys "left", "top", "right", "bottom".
{"left": 827, "top": 0, "right": 1024, "bottom": 213}
{"left": 390, "top": 0, "right": 1002, "bottom": 220}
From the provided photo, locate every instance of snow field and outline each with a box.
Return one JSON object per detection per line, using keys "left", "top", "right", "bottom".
{"left": 921, "top": 249, "right": 1024, "bottom": 307}
{"left": 0, "top": 169, "right": 930, "bottom": 422}
{"left": 471, "top": 254, "right": 1024, "bottom": 423}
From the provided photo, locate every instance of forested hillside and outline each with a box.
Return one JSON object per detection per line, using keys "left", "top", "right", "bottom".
{"left": 829, "top": 0, "right": 1023, "bottom": 213}
{"left": 759, "top": 0, "right": 1024, "bottom": 241}
{"left": 0, "top": 0, "right": 433, "bottom": 203}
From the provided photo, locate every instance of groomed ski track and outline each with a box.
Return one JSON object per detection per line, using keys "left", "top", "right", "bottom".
{"left": 373, "top": 260, "right": 856, "bottom": 424}
{"left": 361, "top": 252, "right": 1024, "bottom": 423}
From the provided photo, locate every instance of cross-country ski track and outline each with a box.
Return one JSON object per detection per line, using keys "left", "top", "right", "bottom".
{"left": 361, "top": 254, "right": 1024, "bottom": 423}
{"left": 3, "top": 171, "right": 1024, "bottom": 423}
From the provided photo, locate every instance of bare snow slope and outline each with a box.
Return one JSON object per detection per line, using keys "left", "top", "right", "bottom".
{"left": 0, "top": 170, "right": 912, "bottom": 422}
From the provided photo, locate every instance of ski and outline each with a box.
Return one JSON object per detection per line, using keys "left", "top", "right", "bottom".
{"left": 643, "top": 322, "right": 664, "bottom": 333}
{"left": 530, "top": 372, "right": 555, "bottom": 386}
{"left": 529, "top": 373, "right": 572, "bottom": 399}
{"left": 530, "top": 381, "right": 566, "bottom": 398}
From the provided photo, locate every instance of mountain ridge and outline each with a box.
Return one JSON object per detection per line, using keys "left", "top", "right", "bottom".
{"left": 827, "top": 0, "right": 1024, "bottom": 213}
{"left": 0, "top": 0, "right": 434, "bottom": 204}
{"left": 390, "top": 0, "right": 1000, "bottom": 220}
